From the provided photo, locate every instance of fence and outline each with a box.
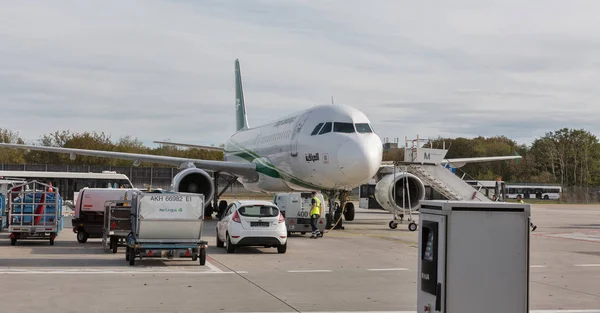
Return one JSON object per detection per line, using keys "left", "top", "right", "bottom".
{"left": 0, "top": 163, "right": 248, "bottom": 193}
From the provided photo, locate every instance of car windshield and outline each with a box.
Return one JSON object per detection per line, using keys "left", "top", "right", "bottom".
{"left": 355, "top": 123, "right": 373, "bottom": 133}
{"left": 238, "top": 205, "right": 279, "bottom": 217}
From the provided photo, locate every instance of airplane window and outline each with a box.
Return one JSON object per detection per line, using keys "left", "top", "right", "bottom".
{"left": 311, "top": 123, "right": 324, "bottom": 136}
{"left": 355, "top": 123, "right": 373, "bottom": 133}
{"left": 319, "top": 122, "right": 332, "bottom": 135}
{"left": 334, "top": 122, "right": 355, "bottom": 133}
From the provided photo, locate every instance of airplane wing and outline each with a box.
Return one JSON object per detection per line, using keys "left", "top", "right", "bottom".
{"left": 153, "top": 141, "right": 225, "bottom": 152}
{"left": 380, "top": 155, "right": 522, "bottom": 168}
{"left": 442, "top": 155, "right": 521, "bottom": 168}
{"left": 0, "top": 143, "right": 256, "bottom": 178}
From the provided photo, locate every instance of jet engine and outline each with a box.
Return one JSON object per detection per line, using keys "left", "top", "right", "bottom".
{"left": 374, "top": 172, "right": 426, "bottom": 213}
{"left": 171, "top": 168, "right": 214, "bottom": 208}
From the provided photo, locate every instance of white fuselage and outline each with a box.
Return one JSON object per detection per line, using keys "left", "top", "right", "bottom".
{"left": 223, "top": 104, "right": 383, "bottom": 192}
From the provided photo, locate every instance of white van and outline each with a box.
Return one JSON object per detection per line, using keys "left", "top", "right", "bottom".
{"left": 72, "top": 188, "right": 136, "bottom": 243}
{"left": 274, "top": 192, "right": 326, "bottom": 236}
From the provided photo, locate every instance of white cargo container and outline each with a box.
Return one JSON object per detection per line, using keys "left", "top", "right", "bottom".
{"left": 125, "top": 190, "right": 207, "bottom": 266}
{"left": 274, "top": 192, "right": 326, "bottom": 236}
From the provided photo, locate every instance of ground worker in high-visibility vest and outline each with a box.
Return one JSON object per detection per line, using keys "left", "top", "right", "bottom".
{"left": 310, "top": 191, "right": 323, "bottom": 238}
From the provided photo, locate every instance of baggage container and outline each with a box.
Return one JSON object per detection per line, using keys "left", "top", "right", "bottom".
{"left": 125, "top": 190, "right": 207, "bottom": 266}
{"left": 274, "top": 192, "right": 326, "bottom": 236}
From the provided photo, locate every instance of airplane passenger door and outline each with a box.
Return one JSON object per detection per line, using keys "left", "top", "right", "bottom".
{"left": 290, "top": 112, "right": 312, "bottom": 157}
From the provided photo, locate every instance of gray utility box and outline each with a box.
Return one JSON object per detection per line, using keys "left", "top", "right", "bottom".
{"left": 417, "top": 200, "right": 531, "bottom": 313}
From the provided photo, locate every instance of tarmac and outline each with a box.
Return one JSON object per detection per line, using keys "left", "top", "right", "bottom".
{"left": 0, "top": 202, "right": 599, "bottom": 313}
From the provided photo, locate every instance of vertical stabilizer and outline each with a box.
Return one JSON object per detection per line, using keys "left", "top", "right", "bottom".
{"left": 235, "top": 59, "right": 249, "bottom": 131}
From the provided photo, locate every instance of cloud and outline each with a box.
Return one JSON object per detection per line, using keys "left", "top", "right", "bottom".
{"left": 1, "top": 0, "right": 599, "bottom": 149}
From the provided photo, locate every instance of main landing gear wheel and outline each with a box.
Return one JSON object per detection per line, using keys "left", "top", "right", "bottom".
{"left": 343, "top": 202, "right": 355, "bottom": 221}
{"left": 408, "top": 222, "right": 418, "bottom": 232}
{"left": 389, "top": 221, "right": 398, "bottom": 229}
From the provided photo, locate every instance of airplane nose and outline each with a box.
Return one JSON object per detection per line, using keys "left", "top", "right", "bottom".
{"left": 338, "top": 137, "right": 382, "bottom": 183}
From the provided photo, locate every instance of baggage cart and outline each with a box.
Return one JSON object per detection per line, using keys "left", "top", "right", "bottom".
{"left": 125, "top": 191, "right": 207, "bottom": 266}
{"left": 7, "top": 180, "right": 62, "bottom": 245}
{"left": 0, "top": 193, "right": 6, "bottom": 231}
{"left": 102, "top": 197, "right": 132, "bottom": 254}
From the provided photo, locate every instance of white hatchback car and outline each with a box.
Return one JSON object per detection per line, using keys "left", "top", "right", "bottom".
{"left": 216, "top": 200, "right": 287, "bottom": 253}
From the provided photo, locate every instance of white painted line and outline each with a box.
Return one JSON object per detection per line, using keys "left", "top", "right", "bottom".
{"left": 227, "top": 311, "right": 600, "bottom": 313}
{"left": 574, "top": 264, "right": 600, "bottom": 267}
{"left": 367, "top": 268, "right": 410, "bottom": 271}
{"left": 531, "top": 311, "right": 600, "bottom": 313}
{"left": 205, "top": 261, "right": 223, "bottom": 273}
{"left": 236, "top": 271, "right": 249, "bottom": 274}
{"left": 530, "top": 265, "right": 546, "bottom": 268}
{"left": 0, "top": 271, "right": 236, "bottom": 275}
{"left": 287, "top": 270, "right": 332, "bottom": 273}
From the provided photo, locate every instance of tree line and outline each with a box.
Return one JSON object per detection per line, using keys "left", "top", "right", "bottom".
{"left": 0, "top": 128, "right": 224, "bottom": 167}
{"left": 2, "top": 127, "right": 600, "bottom": 189}
{"left": 384, "top": 127, "right": 600, "bottom": 189}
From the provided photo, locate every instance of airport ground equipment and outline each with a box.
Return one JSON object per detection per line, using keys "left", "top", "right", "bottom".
{"left": 125, "top": 191, "right": 207, "bottom": 266}
{"left": 375, "top": 136, "right": 494, "bottom": 230}
{"left": 72, "top": 188, "right": 136, "bottom": 243}
{"left": 0, "top": 193, "right": 6, "bottom": 230}
{"left": 387, "top": 165, "right": 418, "bottom": 232}
{"left": 417, "top": 200, "right": 531, "bottom": 313}
{"left": 102, "top": 198, "right": 132, "bottom": 253}
{"left": 274, "top": 192, "right": 326, "bottom": 236}
{"left": 7, "top": 180, "right": 63, "bottom": 245}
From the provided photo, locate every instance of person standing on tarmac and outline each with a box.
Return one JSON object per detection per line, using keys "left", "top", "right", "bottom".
{"left": 517, "top": 195, "right": 537, "bottom": 232}
{"left": 310, "top": 191, "right": 323, "bottom": 239}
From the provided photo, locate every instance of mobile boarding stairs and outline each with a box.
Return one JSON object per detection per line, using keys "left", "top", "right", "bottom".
{"left": 382, "top": 136, "right": 496, "bottom": 229}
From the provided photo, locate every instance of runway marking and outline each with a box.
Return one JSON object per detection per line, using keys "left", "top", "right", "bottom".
{"left": 0, "top": 270, "right": 235, "bottom": 275}
{"left": 0, "top": 263, "right": 229, "bottom": 275}
{"left": 205, "top": 260, "right": 223, "bottom": 272}
{"left": 236, "top": 271, "right": 249, "bottom": 274}
{"left": 367, "top": 268, "right": 409, "bottom": 271}
{"left": 574, "top": 264, "right": 600, "bottom": 267}
{"left": 287, "top": 270, "right": 332, "bottom": 273}
{"left": 531, "top": 265, "right": 547, "bottom": 268}
{"left": 546, "top": 232, "right": 600, "bottom": 243}
{"left": 226, "top": 309, "right": 600, "bottom": 313}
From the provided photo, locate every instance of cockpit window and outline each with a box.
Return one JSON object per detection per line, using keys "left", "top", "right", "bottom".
{"left": 333, "top": 122, "right": 355, "bottom": 133}
{"left": 318, "top": 122, "right": 332, "bottom": 135}
{"left": 311, "top": 123, "right": 324, "bottom": 136}
{"left": 355, "top": 123, "right": 373, "bottom": 133}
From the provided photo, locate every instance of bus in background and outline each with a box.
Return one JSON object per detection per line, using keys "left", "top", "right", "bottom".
{"left": 506, "top": 184, "right": 562, "bottom": 200}
{"left": 0, "top": 171, "right": 133, "bottom": 202}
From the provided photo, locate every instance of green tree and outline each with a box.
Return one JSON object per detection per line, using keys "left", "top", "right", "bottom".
{"left": 0, "top": 128, "right": 25, "bottom": 164}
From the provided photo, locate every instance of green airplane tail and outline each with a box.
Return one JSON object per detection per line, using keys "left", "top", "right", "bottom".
{"left": 235, "top": 59, "right": 249, "bottom": 132}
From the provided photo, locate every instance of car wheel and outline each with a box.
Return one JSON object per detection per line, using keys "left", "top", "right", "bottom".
{"left": 226, "top": 234, "right": 235, "bottom": 254}
{"left": 216, "top": 229, "right": 224, "bottom": 248}
{"left": 277, "top": 241, "right": 287, "bottom": 254}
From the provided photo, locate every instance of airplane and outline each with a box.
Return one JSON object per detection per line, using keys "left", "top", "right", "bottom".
{"left": 0, "top": 59, "right": 383, "bottom": 225}
{"left": 0, "top": 59, "right": 521, "bottom": 227}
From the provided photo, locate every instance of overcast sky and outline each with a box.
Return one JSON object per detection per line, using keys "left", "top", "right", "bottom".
{"left": 2, "top": 0, "right": 599, "bottom": 148}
